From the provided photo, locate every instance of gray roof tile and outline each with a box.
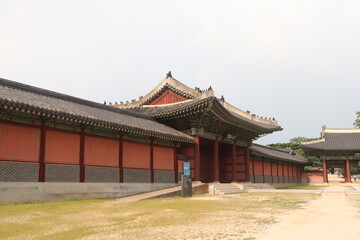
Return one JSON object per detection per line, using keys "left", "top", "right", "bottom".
{"left": 0, "top": 78, "right": 194, "bottom": 143}
{"left": 301, "top": 129, "right": 360, "bottom": 155}
{"left": 251, "top": 144, "right": 309, "bottom": 164}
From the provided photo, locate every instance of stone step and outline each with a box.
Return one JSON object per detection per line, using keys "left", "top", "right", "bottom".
{"left": 212, "top": 183, "right": 245, "bottom": 195}
{"left": 219, "top": 190, "right": 245, "bottom": 195}
{"left": 214, "top": 186, "right": 239, "bottom": 189}
{"left": 238, "top": 183, "right": 275, "bottom": 190}
{"left": 212, "top": 182, "right": 275, "bottom": 194}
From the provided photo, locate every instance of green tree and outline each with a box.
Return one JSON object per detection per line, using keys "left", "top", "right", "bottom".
{"left": 268, "top": 137, "right": 321, "bottom": 167}
{"left": 354, "top": 111, "right": 360, "bottom": 128}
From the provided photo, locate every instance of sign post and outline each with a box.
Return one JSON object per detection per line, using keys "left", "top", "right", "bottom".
{"left": 181, "top": 162, "right": 192, "bottom": 197}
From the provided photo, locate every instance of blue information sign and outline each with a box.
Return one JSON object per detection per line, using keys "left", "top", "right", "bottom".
{"left": 183, "top": 162, "right": 190, "bottom": 176}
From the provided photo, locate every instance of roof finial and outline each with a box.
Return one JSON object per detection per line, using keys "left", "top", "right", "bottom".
{"left": 221, "top": 95, "right": 225, "bottom": 102}
{"left": 321, "top": 125, "right": 326, "bottom": 138}
{"left": 166, "top": 71, "right": 172, "bottom": 78}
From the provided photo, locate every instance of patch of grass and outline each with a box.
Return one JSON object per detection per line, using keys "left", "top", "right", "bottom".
{"left": 0, "top": 193, "right": 318, "bottom": 240}
{"left": 276, "top": 185, "right": 327, "bottom": 190}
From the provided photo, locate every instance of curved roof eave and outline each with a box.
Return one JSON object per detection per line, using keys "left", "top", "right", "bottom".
{"left": 0, "top": 77, "right": 195, "bottom": 143}
{"left": 251, "top": 144, "right": 309, "bottom": 164}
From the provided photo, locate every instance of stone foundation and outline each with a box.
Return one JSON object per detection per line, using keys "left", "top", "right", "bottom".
{"left": 0, "top": 182, "right": 178, "bottom": 204}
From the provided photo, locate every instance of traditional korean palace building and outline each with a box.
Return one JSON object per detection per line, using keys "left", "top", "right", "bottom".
{"left": 301, "top": 127, "right": 360, "bottom": 183}
{"left": 0, "top": 74, "right": 310, "bottom": 202}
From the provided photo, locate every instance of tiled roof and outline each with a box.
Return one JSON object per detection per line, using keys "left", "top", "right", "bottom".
{"left": 115, "top": 76, "right": 215, "bottom": 108}
{"left": 0, "top": 77, "right": 194, "bottom": 143}
{"left": 301, "top": 128, "right": 360, "bottom": 155}
{"left": 129, "top": 97, "right": 282, "bottom": 133}
{"left": 250, "top": 144, "right": 309, "bottom": 164}
{"left": 117, "top": 76, "right": 280, "bottom": 129}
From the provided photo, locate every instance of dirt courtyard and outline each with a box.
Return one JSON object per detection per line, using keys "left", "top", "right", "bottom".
{"left": 1, "top": 184, "right": 360, "bottom": 240}
{"left": 0, "top": 192, "right": 318, "bottom": 240}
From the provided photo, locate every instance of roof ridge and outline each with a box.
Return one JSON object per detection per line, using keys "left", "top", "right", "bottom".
{"left": 116, "top": 76, "right": 215, "bottom": 108}
{"left": 324, "top": 128, "right": 360, "bottom": 133}
{"left": 301, "top": 138, "right": 325, "bottom": 145}
{"left": 0, "top": 77, "right": 153, "bottom": 121}
{"left": 140, "top": 99, "right": 194, "bottom": 108}
{"left": 252, "top": 143, "right": 292, "bottom": 154}
{"left": 250, "top": 143, "right": 308, "bottom": 163}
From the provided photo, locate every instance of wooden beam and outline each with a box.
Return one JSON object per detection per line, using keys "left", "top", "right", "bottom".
{"left": 277, "top": 161, "right": 280, "bottom": 184}
{"left": 270, "top": 159, "right": 273, "bottom": 183}
{"left": 38, "top": 122, "right": 46, "bottom": 182}
{"left": 244, "top": 146, "right": 250, "bottom": 182}
{"left": 79, "top": 128, "right": 85, "bottom": 182}
{"left": 150, "top": 139, "right": 154, "bottom": 183}
{"left": 194, "top": 135, "right": 200, "bottom": 181}
{"left": 232, "top": 142, "right": 236, "bottom": 182}
{"left": 213, "top": 136, "right": 219, "bottom": 182}
{"left": 345, "top": 157, "right": 351, "bottom": 183}
{"left": 322, "top": 160, "right": 328, "bottom": 183}
{"left": 261, "top": 158, "right": 265, "bottom": 183}
{"left": 119, "top": 135, "right": 123, "bottom": 183}
{"left": 252, "top": 156, "right": 255, "bottom": 183}
{"left": 174, "top": 145, "right": 178, "bottom": 183}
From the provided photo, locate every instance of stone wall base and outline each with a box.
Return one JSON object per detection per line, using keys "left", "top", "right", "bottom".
{"left": 0, "top": 182, "right": 178, "bottom": 204}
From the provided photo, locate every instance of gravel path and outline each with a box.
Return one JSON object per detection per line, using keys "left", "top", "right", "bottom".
{"left": 255, "top": 183, "right": 360, "bottom": 240}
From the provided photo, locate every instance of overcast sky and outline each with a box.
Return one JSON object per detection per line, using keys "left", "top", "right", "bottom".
{"left": 1, "top": 1, "right": 360, "bottom": 145}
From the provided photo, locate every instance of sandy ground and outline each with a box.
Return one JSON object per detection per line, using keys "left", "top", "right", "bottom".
{"left": 255, "top": 183, "right": 360, "bottom": 240}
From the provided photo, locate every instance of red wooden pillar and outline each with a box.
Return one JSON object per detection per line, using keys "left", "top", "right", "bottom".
{"left": 287, "top": 164, "right": 290, "bottom": 183}
{"left": 345, "top": 157, "right": 351, "bottom": 183}
{"left": 244, "top": 146, "right": 251, "bottom": 182}
{"left": 119, "top": 135, "right": 123, "bottom": 183}
{"left": 282, "top": 163, "right": 285, "bottom": 183}
{"left": 150, "top": 140, "right": 154, "bottom": 183}
{"left": 213, "top": 137, "right": 219, "bottom": 182}
{"left": 277, "top": 161, "right": 280, "bottom": 183}
{"left": 270, "top": 160, "right": 273, "bottom": 183}
{"left": 322, "top": 160, "right": 328, "bottom": 183}
{"left": 79, "top": 129, "right": 85, "bottom": 182}
{"left": 194, "top": 135, "right": 200, "bottom": 181}
{"left": 232, "top": 143, "right": 236, "bottom": 182}
{"left": 38, "top": 123, "right": 46, "bottom": 182}
{"left": 174, "top": 145, "right": 178, "bottom": 183}
{"left": 261, "top": 158, "right": 265, "bottom": 183}
{"left": 252, "top": 159, "right": 256, "bottom": 183}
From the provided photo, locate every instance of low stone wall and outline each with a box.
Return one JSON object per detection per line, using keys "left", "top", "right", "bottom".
{"left": 154, "top": 170, "right": 174, "bottom": 183}
{"left": 251, "top": 175, "right": 301, "bottom": 184}
{"left": 123, "top": 169, "right": 151, "bottom": 183}
{"left": 0, "top": 182, "right": 178, "bottom": 204}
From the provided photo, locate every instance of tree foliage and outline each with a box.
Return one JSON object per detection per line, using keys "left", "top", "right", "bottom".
{"left": 354, "top": 111, "right": 360, "bottom": 128}
{"left": 268, "top": 137, "right": 321, "bottom": 167}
